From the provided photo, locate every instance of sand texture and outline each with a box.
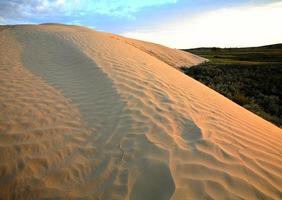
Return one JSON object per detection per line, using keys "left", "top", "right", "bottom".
{"left": 0, "top": 24, "right": 281, "bottom": 200}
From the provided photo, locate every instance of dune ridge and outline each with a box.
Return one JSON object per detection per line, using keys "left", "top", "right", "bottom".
{"left": 0, "top": 24, "right": 281, "bottom": 200}
{"left": 109, "top": 34, "right": 207, "bottom": 68}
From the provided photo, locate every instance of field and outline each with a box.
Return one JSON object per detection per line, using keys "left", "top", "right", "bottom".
{"left": 182, "top": 44, "right": 282, "bottom": 127}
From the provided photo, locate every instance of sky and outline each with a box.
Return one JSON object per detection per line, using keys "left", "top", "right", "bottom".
{"left": 0, "top": 0, "right": 281, "bottom": 48}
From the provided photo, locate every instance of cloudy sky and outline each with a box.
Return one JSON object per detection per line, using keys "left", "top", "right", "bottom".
{"left": 0, "top": 0, "right": 281, "bottom": 48}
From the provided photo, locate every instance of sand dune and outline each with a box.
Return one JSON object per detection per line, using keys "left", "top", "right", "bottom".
{"left": 0, "top": 24, "right": 281, "bottom": 200}
{"left": 109, "top": 34, "right": 207, "bottom": 68}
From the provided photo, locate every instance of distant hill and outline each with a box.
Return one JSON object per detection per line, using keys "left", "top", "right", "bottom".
{"left": 258, "top": 43, "right": 282, "bottom": 49}
{"left": 184, "top": 43, "right": 282, "bottom": 51}
{"left": 181, "top": 44, "right": 282, "bottom": 126}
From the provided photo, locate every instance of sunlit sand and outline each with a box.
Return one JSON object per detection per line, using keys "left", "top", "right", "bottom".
{"left": 0, "top": 24, "right": 281, "bottom": 199}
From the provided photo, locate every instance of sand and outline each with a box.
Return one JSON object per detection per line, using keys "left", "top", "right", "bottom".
{"left": 0, "top": 24, "right": 281, "bottom": 200}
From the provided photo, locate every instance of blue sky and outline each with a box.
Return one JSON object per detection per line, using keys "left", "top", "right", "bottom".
{"left": 1, "top": 0, "right": 281, "bottom": 48}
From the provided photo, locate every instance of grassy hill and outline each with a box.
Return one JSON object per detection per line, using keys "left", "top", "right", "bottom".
{"left": 181, "top": 44, "right": 282, "bottom": 127}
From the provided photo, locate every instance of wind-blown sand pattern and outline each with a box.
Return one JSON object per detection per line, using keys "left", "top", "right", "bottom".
{"left": 0, "top": 24, "right": 281, "bottom": 200}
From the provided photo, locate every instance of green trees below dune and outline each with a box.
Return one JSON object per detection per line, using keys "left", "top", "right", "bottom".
{"left": 181, "top": 44, "right": 282, "bottom": 127}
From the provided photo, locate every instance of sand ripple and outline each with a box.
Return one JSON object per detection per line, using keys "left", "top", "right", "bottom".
{"left": 0, "top": 24, "right": 281, "bottom": 199}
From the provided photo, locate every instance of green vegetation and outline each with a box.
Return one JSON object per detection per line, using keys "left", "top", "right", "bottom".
{"left": 181, "top": 44, "right": 282, "bottom": 127}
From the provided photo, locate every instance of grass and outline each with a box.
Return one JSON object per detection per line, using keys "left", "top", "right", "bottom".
{"left": 181, "top": 44, "right": 282, "bottom": 127}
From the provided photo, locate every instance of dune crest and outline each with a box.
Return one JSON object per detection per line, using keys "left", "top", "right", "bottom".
{"left": 109, "top": 34, "right": 207, "bottom": 68}
{"left": 0, "top": 24, "right": 281, "bottom": 199}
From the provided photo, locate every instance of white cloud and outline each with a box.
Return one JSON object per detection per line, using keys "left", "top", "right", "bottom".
{"left": 0, "top": 0, "right": 178, "bottom": 24}
{"left": 122, "top": 2, "right": 282, "bottom": 48}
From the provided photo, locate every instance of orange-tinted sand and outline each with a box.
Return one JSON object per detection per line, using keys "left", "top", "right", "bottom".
{"left": 0, "top": 24, "right": 281, "bottom": 200}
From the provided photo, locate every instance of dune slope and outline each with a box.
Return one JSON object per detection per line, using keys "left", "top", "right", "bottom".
{"left": 0, "top": 24, "right": 281, "bottom": 200}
